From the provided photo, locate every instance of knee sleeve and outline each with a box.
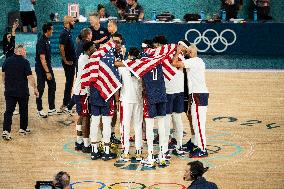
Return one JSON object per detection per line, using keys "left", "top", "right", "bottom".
{"left": 102, "top": 116, "right": 112, "bottom": 144}
{"left": 90, "top": 116, "right": 100, "bottom": 143}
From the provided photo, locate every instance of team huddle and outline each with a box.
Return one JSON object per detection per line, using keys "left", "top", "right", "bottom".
{"left": 72, "top": 31, "right": 209, "bottom": 167}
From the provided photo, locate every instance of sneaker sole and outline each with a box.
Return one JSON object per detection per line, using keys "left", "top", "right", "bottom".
{"left": 82, "top": 150, "right": 91, "bottom": 153}
{"left": 48, "top": 113, "right": 58, "bottom": 116}
{"left": 38, "top": 114, "right": 47, "bottom": 118}
{"left": 3, "top": 136, "right": 12, "bottom": 141}
{"left": 91, "top": 156, "right": 101, "bottom": 160}
{"left": 189, "top": 155, "right": 208, "bottom": 158}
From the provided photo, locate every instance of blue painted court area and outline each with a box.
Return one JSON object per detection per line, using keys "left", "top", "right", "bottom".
{"left": 1, "top": 53, "right": 283, "bottom": 70}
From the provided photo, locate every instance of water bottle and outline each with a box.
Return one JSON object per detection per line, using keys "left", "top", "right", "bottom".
{"left": 219, "top": 9, "right": 223, "bottom": 19}
{"left": 253, "top": 9, "right": 258, "bottom": 22}
{"left": 222, "top": 10, "right": 226, "bottom": 22}
{"left": 152, "top": 10, "right": 156, "bottom": 21}
{"left": 200, "top": 10, "right": 205, "bottom": 20}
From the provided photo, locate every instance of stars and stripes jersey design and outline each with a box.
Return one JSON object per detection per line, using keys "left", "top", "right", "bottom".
{"left": 142, "top": 64, "right": 167, "bottom": 104}
{"left": 100, "top": 48, "right": 120, "bottom": 81}
{"left": 125, "top": 44, "right": 177, "bottom": 81}
{"left": 81, "top": 42, "right": 122, "bottom": 101}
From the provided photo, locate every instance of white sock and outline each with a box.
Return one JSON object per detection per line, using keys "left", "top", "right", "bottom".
{"left": 77, "top": 136, "right": 83, "bottom": 144}
{"left": 83, "top": 138, "right": 89, "bottom": 147}
{"left": 76, "top": 124, "right": 82, "bottom": 131}
{"left": 191, "top": 135, "right": 196, "bottom": 144}
{"left": 91, "top": 143, "right": 98, "bottom": 153}
{"left": 104, "top": 145, "right": 110, "bottom": 154}
{"left": 124, "top": 147, "right": 129, "bottom": 155}
{"left": 147, "top": 151, "right": 153, "bottom": 160}
{"left": 76, "top": 125, "right": 83, "bottom": 143}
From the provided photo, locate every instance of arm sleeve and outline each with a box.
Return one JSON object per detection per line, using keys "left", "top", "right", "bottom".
{"left": 24, "top": 60, "right": 32, "bottom": 76}
{"left": 37, "top": 40, "right": 46, "bottom": 55}
{"left": 59, "top": 33, "right": 67, "bottom": 45}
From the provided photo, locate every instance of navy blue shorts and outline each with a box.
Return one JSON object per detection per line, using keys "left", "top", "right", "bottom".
{"left": 74, "top": 95, "right": 90, "bottom": 116}
{"left": 143, "top": 99, "right": 166, "bottom": 118}
{"left": 189, "top": 93, "right": 209, "bottom": 106}
{"left": 90, "top": 100, "right": 115, "bottom": 116}
{"left": 166, "top": 92, "right": 184, "bottom": 114}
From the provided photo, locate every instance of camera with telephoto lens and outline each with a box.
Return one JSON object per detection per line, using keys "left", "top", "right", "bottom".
{"left": 35, "top": 181, "right": 55, "bottom": 189}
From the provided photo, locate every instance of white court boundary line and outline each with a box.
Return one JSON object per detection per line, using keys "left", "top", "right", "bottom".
{"left": 207, "top": 69, "right": 284, "bottom": 73}
{"left": 26, "top": 67, "right": 284, "bottom": 73}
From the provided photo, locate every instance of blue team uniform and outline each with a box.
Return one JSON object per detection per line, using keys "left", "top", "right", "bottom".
{"left": 89, "top": 48, "right": 119, "bottom": 116}
{"left": 142, "top": 64, "right": 167, "bottom": 118}
{"left": 166, "top": 92, "right": 184, "bottom": 114}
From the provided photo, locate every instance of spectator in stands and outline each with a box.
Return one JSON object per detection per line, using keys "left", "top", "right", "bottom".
{"left": 125, "top": 0, "right": 144, "bottom": 20}
{"left": 220, "top": 0, "right": 243, "bottom": 20}
{"left": 97, "top": 4, "right": 108, "bottom": 18}
{"left": 89, "top": 12, "right": 109, "bottom": 47}
{"left": 250, "top": 0, "right": 272, "bottom": 20}
{"left": 2, "top": 21, "right": 19, "bottom": 59}
{"left": 19, "top": 0, "right": 37, "bottom": 32}
{"left": 109, "top": 0, "right": 127, "bottom": 19}
{"left": 184, "top": 161, "right": 218, "bottom": 189}
{"left": 2, "top": 44, "right": 39, "bottom": 140}
{"left": 53, "top": 171, "right": 71, "bottom": 189}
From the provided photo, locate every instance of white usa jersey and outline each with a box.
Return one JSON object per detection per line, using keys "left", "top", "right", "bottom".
{"left": 119, "top": 65, "right": 143, "bottom": 103}
{"left": 165, "top": 69, "right": 184, "bottom": 94}
{"left": 183, "top": 57, "right": 208, "bottom": 94}
{"left": 73, "top": 54, "right": 89, "bottom": 95}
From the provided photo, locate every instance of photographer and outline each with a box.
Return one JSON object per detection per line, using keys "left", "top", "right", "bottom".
{"left": 35, "top": 171, "right": 70, "bottom": 189}
{"left": 53, "top": 171, "right": 71, "bottom": 189}
{"left": 184, "top": 161, "right": 218, "bottom": 189}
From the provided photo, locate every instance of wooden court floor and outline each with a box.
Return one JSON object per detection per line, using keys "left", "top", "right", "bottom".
{"left": 0, "top": 70, "right": 283, "bottom": 189}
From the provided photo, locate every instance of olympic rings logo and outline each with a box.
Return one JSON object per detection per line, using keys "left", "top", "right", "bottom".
{"left": 185, "top": 29, "right": 237, "bottom": 53}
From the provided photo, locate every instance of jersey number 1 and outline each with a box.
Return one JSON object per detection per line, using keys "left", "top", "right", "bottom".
{"left": 151, "top": 68, "right": 158, "bottom": 81}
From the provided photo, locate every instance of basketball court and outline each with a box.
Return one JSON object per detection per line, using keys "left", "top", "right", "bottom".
{"left": 0, "top": 70, "right": 283, "bottom": 188}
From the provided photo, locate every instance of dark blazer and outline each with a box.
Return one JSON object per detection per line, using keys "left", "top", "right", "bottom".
{"left": 188, "top": 177, "right": 218, "bottom": 189}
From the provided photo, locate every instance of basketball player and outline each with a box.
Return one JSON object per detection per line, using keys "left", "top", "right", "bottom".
{"left": 162, "top": 43, "right": 186, "bottom": 157}
{"left": 141, "top": 48, "right": 168, "bottom": 167}
{"left": 150, "top": 36, "right": 185, "bottom": 159}
{"left": 115, "top": 47, "right": 143, "bottom": 161}
{"left": 172, "top": 40, "right": 209, "bottom": 158}
{"left": 74, "top": 41, "right": 96, "bottom": 153}
{"left": 89, "top": 34, "right": 123, "bottom": 161}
